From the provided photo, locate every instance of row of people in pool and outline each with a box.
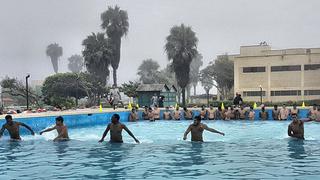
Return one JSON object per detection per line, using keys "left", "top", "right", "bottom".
{"left": 129, "top": 104, "right": 320, "bottom": 121}
{"left": 0, "top": 112, "right": 307, "bottom": 143}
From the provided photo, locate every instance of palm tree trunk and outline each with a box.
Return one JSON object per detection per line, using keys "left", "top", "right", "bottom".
{"left": 51, "top": 57, "right": 58, "bottom": 73}
{"left": 113, "top": 68, "right": 117, "bottom": 87}
{"left": 206, "top": 89, "right": 209, "bottom": 106}
{"left": 193, "top": 84, "right": 196, "bottom": 96}
{"left": 182, "top": 88, "right": 186, "bottom": 107}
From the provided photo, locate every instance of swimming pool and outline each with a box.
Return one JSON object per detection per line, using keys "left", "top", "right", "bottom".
{"left": 1, "top": 120, "right": 320, "bottom": 179}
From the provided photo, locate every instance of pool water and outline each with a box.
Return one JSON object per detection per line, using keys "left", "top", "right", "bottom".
{"left": 1, "top": 120, "right": 320, "bottom": 179}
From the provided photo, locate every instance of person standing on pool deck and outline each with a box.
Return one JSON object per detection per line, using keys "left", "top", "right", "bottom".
{"left": 288, "top": 117, "right": 304, "bottom": 140}
{"left": 40, "top": 116, "right": 69, "bottom": 141}
{"left": 183, "top": 116, "right": 225, "bottom": 142}
{"left": 0, "top": 115, "right": 35, "bottom": 141}
{"left": 99, "top": 114, "right": 140, "bottom": 143}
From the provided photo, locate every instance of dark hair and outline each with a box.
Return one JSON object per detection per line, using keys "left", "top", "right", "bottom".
{"left": 56, "top": 116, "right": 64, "bottom": 123}
{"left": 113, "top": 114, "right": 120, "bottom": 120}
{"left": 5, "top": 115, "right": 12, "bottom": 120}
{"left": 195, "top": 115, "right": 201, "bottom": 121}
{"left": 183, "top": 107, "right": 187, "bottom": 111}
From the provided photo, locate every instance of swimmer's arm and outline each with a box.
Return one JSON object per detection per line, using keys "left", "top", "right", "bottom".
{"left": 183, "top": 126, "right": 192, "bottom": 140}
{"left": 203, "top": 124, "right": 225, "bottom": 136}
{"left": 99, "top": 124, "right": 110, "bottom": 143}
{"left": 19, "top": 122, "right": 35, "bottom": 135}
{"left": 0, "top": 125, "right": 5, "bottom": 139}
{"left": 123, "top": 125, "right": 139, "bottom": 143}
{"left": 40, "top": 126, "right": 56, "bottom": 135}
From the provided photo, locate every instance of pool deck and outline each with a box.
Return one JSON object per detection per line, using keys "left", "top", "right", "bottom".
{"left": 0, "top": 108, "right": 130, "bottom": 120}
{"left": 0, "top": 106, "right": 312, "bottom": 120}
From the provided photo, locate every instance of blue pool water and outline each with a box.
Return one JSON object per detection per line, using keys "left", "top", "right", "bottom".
{"left": 1, "top": 117, "right": 320, "bottom": 179}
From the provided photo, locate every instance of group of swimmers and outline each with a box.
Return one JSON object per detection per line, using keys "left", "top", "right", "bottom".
{"left": 1, "top": 104, "right": 318, "bottom": 143}
{"left": 0, "top": 113, "right": 226, "bottom": 142}
{"left": 129, "top": 104, "right": 320, "bottom": 121}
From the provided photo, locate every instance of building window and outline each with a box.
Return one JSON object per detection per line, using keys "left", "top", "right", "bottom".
{"left": 243, "top": 91, "right": 266, "bottom": 97}
{"left": 304, "top": 90, "right": 320, "bottom": 96}
{"left": 271, "top": 90, "right": 301, "bottom": 96}
{"left": 304, "top": 64, "right": 320, "bottom": 71}
{"left": 243, "top": 67, "right": 266, "bottom": 73}
{"left": 271, "top": 65, "right": 301, "bottom": 72}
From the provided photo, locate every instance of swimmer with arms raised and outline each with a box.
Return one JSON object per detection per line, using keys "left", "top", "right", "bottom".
{"left": 40, "top": 116, "right": 69, "bottom": 141}
{"left": 0, "top": 115, "right": 35, "bottom": 141}
{"left": 183, "top": 115, "right": 225, "bottom": 142}
{"left": 99, "top": 114, "right": 140, "bottom": 143}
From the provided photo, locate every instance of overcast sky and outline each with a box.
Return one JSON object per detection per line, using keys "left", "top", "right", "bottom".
{"left": 0, "top": 0, "right": 319, "bottom": 94}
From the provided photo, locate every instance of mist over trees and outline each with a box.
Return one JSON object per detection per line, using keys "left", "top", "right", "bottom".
{"left": 82, "top": 32, "right": 112, "bottom": 86}
{"left": 137, "top": 59, "right": 160, "bottom": 84}
{"left": 68, "top": 54, "right": 84, "bottom": 73}
{"left": 165, "top": 24, "right": 198, "bottom": 107}
{"left": 101, "top": 5, "right": 129, "bottom": 87}
{"left": 46, "top": 43, "right": 63, "bottom": 74}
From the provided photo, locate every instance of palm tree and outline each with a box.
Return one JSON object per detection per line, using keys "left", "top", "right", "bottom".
{"left": 68, "top": 54, "right": 84, "bottom": 73}
{"left": 46, "top": 43, "right": 63, "bottom": 73}
{"left": 101, "top": 5, "right": 129, "bottom": 87}
{"left": 82, "top": 33, "right": 112, "bottom": 86}
{"left": 165, "top": 24, "right": 198, "bottom": 107}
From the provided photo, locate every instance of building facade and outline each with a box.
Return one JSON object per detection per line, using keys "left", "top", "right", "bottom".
{"left": 233, "top": 44, "right": 320, "bottom": 102}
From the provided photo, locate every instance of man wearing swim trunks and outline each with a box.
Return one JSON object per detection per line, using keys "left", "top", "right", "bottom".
{"left": 99, "top": 114, "right": 139, "bottom": 143}
{"left": 183, "top": 116, "right": 225, "bottom": 142}
{"left": 40, "top": 116, "right": 69, "bottom": 141}
{"left": 0, "top": 115, "right": 35, "bottom": 141}
{"left": 288, "top": 117, "right": 304, "bottom": 140}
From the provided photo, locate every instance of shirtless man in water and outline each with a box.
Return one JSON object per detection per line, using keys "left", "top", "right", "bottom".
{"left": 288, "top": 117, "right": 304, "bottom": 140}
{"left": 183, "top": 116, "right": 225, "bottom": 142}
{"left": 40, "top": 116, "right": 69, "bottom": 141}
{"left": 0, "top": 115, "right": 35, "bottom": 140}
{"left": 99, "top": 114, "right": 140, "bottom": 143}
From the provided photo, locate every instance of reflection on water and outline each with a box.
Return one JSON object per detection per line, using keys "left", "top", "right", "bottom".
{"left": 287, "top": 138, "right": 306, "bottom": 159}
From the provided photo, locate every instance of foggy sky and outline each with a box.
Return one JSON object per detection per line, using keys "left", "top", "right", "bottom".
{"left": 1, "top": 0, "right": 320, "bottom": 94}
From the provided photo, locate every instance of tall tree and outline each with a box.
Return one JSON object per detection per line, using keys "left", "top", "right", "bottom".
{"left": 189, "top": 53, "right": 203, "bottom": 95}
{"left": 137, "top": 59, "right": 160, "bottom": 84}
{"left": 46, "top": 43, "right": 63, "bottom": 73}
{"left": 165, "top": 24, "right": 198, "bottom": 106}
{"left": 68, "top": 54, "right": 84, "bottom": 73}
{"left": 101, "top": 5, "right": 129, "bottom": 87}
{"left": 200, "top": 66, "right": 214, "bottom": 106}
{"left": 209, "top": 54, "right": 234, "bottom": 100}
{"left": 82, "top": 32, "right": 112, "bottom": 86}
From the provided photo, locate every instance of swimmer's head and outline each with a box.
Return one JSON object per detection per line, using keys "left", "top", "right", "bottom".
{"left": 261, "top": 106, "right": 265, "bottom": 111}
{"left": 293, "top": 104, "right": 297, "bottom": 109}
{"left": 111, "top": 114, "right": 120, "bottom": 123}
{"left": 193, "top": 115, "right": 201, "bottom": 125}
{"left": 165, "top": 106, "right": 169, "bottom": 110}
{"left": 282, "top": 104, "right": 286, "bottom": 108}
{"left": 183, "top": 107, "right": 187, "bottom": 111}
{"left": 313, "top": 104, "right": 317, "bottom": 110}
{"left": 56, "top": 116, "right": 64, "bottom": 125}
{"left": 250, "top": 106, "right": 253, "bottom": 110}
{"left": 5, "top": 115, "right": 13, "bottom": 124}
